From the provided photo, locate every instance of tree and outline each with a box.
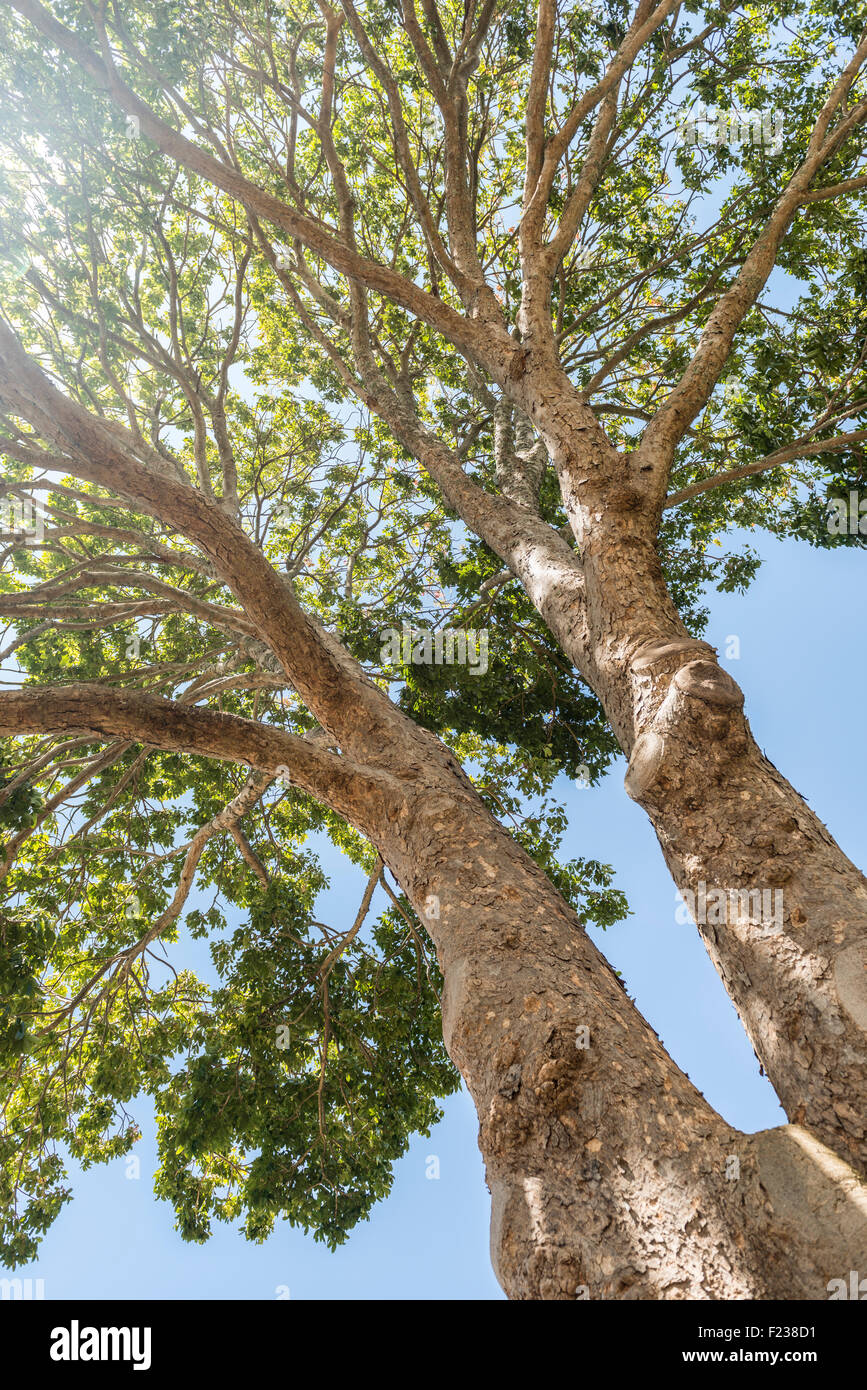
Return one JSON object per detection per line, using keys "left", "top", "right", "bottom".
{"left": 0, "top": 0, "right": 866, "bottom": 1298}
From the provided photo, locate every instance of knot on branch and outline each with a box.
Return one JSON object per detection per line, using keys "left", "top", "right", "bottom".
{"left": 606, "top": 485, "right": 644, "bottom": 511}
{"left": 624, "top": 659, "right": 747, "bottom": 803}
{"left": 632, "top": 637, "right": 713, "bottom": 671}
{"left": 672, "top": 659, "right": 744, "bottom": 709}
{"left": 624, "top": 731, "right": 667, "bottom": 801}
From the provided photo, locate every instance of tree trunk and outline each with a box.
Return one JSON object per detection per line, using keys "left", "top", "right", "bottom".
{"left": 368, "top": 744, "right": 867, "bottom": 1299}
{"left": 495, "top": 370, "right": 867, "bottom": 1179}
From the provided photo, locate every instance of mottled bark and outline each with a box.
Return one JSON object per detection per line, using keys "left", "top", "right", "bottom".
{"left": 500, "top": 369, "right": 867, "bottom": 1178}
{"left": 368, "top": 761, "right": 867, "bottom": 1299}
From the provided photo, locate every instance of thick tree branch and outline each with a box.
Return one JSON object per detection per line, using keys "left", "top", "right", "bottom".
{"left": 0, "top": 685, "right": 398, "bottom": 826}
{"left": 0, "top": 319, "right": 432, "bottom": 763}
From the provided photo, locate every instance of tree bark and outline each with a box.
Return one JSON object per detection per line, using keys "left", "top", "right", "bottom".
{"left": 499, "top": 369, "right": 867, "bottom": 1179}
{"left": 370, "top": 751, "right": 867, "bottom": 1299}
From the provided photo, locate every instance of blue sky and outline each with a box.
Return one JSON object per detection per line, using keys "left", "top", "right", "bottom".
{"left": 5, "top": 525, "right": 864, "bottom": 1300}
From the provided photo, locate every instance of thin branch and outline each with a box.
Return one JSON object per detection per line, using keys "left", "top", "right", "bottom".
{"left": 664, "top": 428, "right": 867, "bottom": 509}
